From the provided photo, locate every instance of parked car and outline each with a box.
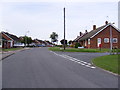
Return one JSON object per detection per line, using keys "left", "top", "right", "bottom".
{"left": 37, "top": 44, "right": 46, "bottom": 47}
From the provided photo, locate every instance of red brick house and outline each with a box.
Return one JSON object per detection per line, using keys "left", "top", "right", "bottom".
{"left": 33, "top": 39, "right": 46, "bottom": 46}
{"left": 73, "top": 30, "right": 88, "bottom": 45}
{"left": 1, "top": 32, "right": 22, "bottom": 48}
{"left": 77, "top": 21, "right": 120, "bottom": 49}
{"left": 1, "top": 32, "right": 14, "bottom": 48}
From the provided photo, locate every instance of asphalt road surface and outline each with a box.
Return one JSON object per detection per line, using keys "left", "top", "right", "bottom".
{"left": 2, "top": 47, "right": 118, "bottom": 88}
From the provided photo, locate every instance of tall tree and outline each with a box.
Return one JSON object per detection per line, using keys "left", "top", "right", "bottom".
{"left": 20, "top": 36, "right": 32, "bottom": 46}
{"left": 68, "top": 40, "right": 73, "bottom": 45}
{"left": 50, "top": 32, "right": 58, "bottom": 43}
{"left": 60, "top": 39, "right": 67, "bottom": 45}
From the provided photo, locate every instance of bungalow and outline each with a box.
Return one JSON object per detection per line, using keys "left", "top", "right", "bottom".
{"left": 44, "top": 40, "right": 53, "bottom": 47}
{"left": 76, "top": 21, "right": 120, "bottom": 49}
{"left": 1, "top": 32, "right": 24, "bottom": 48}
{"left": 1, "top": 32, "right": 14, "bottom": 48}
{"left": 34, "top": 39, "right": 46, "bottom": 47}
{"left": 73, "top": 30, "right": 88, "bottom": 45}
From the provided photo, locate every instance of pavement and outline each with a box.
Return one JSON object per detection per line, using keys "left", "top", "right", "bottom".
{"left": 2, "top": 47, "right": 119, "bottom": 88}
{"left": 0, "top": 48, "right": 31, "bottom": 60}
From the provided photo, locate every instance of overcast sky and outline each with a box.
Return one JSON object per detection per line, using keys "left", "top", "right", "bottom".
{"left": 0, "top": 0, "right": 119, "bottom": 43}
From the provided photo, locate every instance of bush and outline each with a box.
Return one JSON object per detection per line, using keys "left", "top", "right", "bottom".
{"left": 56, "top": 45, "right": 63, "bottom": 47}
{"left": 70, "top": 44, "right": 74, "bottom": 48}
{"left": 75, "top": 43, "right": 81, "bottom": 48}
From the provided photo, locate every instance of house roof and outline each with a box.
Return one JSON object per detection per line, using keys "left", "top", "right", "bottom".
{"left": 73, "top": 32, "right": 88, "bottom": 42}
{"left": 34, "top": 39, "right": 46, "bottom": 44}
{"left": 45, "top": 41, "right": 53, "bottom": 45}
{"left": 73, "top": 36, "right": 80, "bottom": 42}
{"left": 1, "top": 32, "right": 13, "bottom": 41}
{"left": 0, "top": 33, "right": 7, "bottom": 41}
{"left": 79, "top": 23, "right": 120, "bottom": 41}
{"left": 2, "top": 32, "right": 20, "bottom": 41}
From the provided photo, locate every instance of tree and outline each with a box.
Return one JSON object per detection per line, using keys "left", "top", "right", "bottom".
{"left": 68, "top": 40, "right": 73, "bottom": 45}
{"left": 50, "top": 32, "right": 58, "bottom": 43}
{"left": 20, "top": 36, "right": 32, "bottom": 46}
{"left": 60, "top": 39, "right": 67, "bottom": 45}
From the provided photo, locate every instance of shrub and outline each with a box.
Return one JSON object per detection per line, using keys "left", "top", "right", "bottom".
{"left": 70, "top": 44, "right": 74, "bottom": 48}
{"left": 75, "top": 43, "right": 81, "bottom": 48}
{"left": 56, "top": 45, "right": 63, "bottom": 47}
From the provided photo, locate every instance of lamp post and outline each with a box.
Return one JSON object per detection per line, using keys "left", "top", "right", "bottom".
{"left": 25, "top": 31, "right": 29, "bottom": 47}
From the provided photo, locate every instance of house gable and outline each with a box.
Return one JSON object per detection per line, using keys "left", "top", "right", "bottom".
{"left": 2, "top": 32, "right": 13, "bottom": 41}
{"left": 90, "top": 24, "right": 120, "bottom": 39}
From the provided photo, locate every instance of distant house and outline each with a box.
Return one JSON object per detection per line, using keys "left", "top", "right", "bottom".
{"left": 1, "top": 32, "right": 14, "bottom": 48}
{"left": 73, "top": 30, "right": 88, "bottom": 45}
{"left": 34, "top": 39, "right": 46, "bottom": 47}
{"left": 44, "top": 40, "right": 53, "bottom": 47}
{"left": 74, "top": 21, "right": 120, "bottom": 49}
{"left": 1, "top": 32, "right": 24, "bottom": 48}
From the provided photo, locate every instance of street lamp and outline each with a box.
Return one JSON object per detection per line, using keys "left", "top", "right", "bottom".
{"left": 25, "top": 31, "right": 29, "bottom": 47}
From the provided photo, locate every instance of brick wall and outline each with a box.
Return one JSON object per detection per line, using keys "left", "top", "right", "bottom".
{"left": 90, "top": 26, "right": 120, "bottom": 48}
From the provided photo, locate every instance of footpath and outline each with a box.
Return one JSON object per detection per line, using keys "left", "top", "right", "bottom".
{"left": 0, "top": 48, "right": 31, "bottom": 60}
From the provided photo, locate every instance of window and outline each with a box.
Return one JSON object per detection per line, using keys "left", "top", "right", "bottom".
{"left": 112, "top": 38, "right": 117, "bottom": 43}
{"left": 88, "top": 39, "right": 90, "bottom": 44}
{"left": 97, "top": 38, "right": 101, "bottom": 43}
{"left": 104, "top": 38, "right": 109, "bottom": 43}
{"left": 97, "top": 38, "right": 101, "bottom": 47}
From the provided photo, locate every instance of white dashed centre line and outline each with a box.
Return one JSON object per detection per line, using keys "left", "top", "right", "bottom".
{"left": 50, "top": 51, "right": 96, "bottom": 69}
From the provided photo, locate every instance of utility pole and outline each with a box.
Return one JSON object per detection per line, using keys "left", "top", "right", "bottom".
{"left": 109, "top": 23, "right": 115, "bottom": 55}
{"left": 63, "top": 7, "right": 66, "bottom": 50}
{"left": 110, "top": 24, "right": 112, "bottom": 55}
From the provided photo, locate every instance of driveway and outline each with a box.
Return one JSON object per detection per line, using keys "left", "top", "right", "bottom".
{"left": 55, "top": 51, "right": 109, "bottom": 63}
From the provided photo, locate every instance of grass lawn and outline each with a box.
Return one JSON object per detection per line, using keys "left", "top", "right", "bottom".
{"left": 49, "top": 47, "right": 116, "bottom": 53}
{"left": 2, "top": 48, "right": 23, "bottom": 52}
{"left": 92, "top": 55, "right": 120, "bottom": 75}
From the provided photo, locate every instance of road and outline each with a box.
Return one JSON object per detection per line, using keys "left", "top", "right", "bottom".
{"left": 2, "top": 47, "right": 118, "bottom": 88}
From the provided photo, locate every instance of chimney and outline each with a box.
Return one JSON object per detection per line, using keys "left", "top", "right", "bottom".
{"left": 93, "top": 25, "right": 96, "bottom": 30}
{"left": 80, "top": 32, "right": 82, "bottom": 36}
{"left": 85, "top": 30, "right": 88, "bottom": 33}
{"left": 105, "top": 21, "right": 108, "bottom": 25}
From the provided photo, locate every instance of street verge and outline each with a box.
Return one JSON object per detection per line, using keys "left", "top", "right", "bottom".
{"left": 92, "top": 55, "right": 120, "bottom": 76}
{"left": 49, "top": 47, "right": 114, "bottom": 53}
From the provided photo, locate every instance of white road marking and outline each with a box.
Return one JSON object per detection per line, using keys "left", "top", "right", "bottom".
{"left": 50, "top": 51, "right": 96, "bottom": 69}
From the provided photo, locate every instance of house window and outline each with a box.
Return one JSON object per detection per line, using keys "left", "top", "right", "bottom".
{"left": 104, "top": 38, "right": 109, "bottom": 43}
{"left": 88, "top": 39, "right": 90, "bottom": 44}
{"left": 97, "top": 38, "right": 101, "bottom": 47}
{"left": 112, "top": 38, "right": 117, "bottom": 43}
{"left": 97, "top": 38, "right": 101, "bottom": 43}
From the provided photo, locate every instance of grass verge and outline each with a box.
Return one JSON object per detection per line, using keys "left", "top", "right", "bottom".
{"left": 2, "top": 48, "right": 23, "bottom": 52}
{"left": 92, "top": 55, "right": 120, "bottom": 75}
{"left": 49, "top": 47, "right": 113, "bottom": 53}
